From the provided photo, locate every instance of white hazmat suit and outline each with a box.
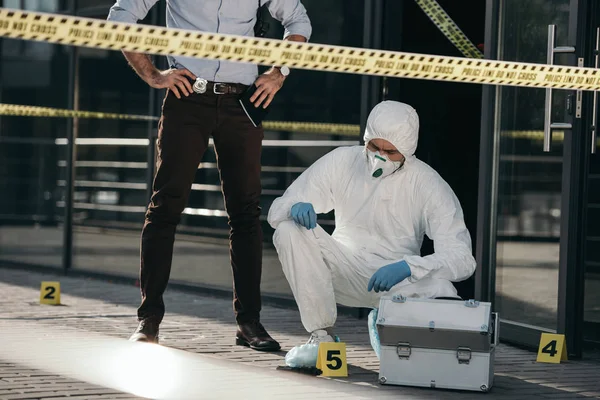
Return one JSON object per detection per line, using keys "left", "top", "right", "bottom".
{"left": 267, "top": 101, "right": 476, "bottom": 334}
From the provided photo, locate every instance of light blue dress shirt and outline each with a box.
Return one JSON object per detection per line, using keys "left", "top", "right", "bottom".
{"left": 107, "top": 0, "right": 312, "bottom": 85}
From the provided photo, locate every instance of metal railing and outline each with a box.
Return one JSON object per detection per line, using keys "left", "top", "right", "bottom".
{"left": 0, "top": 132, "right": 358, "bottom": 239}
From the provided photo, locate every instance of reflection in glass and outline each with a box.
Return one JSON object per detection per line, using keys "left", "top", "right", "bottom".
{"left": 0, "top": 1, "right": 70, "bottom": 269}
{"left": 494, "top": 0, "right": 570, "bottom": 330}
{"left": 65, "top": 1, "right": 363, "bottom": 300}
{"left": 584, "top": 157, "right": 600, "bottom": 342}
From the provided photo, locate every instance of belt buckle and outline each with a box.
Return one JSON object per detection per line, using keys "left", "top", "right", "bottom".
{"left": 213, "top": 83, "right": 228, "bottom": 95}
{"left": 193, "top": 78, "right": 207, "bottom": 94}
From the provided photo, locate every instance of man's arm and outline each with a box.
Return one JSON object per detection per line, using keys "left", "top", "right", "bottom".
{"left": 107, "top": 0, "right": 196, "bottom": 98}
{"left": 402, "top": 176, "right": 477, "bottom": 283}
{"left": 250, "top": 0, "right": 312, "bottom": 108}
{"left": 267, "top": 147, "right": 341, "bottom": 230}
{"left": 107, "top": 0, "right": 158, "bottom": 24}
{"left": 119, "top": 52, "right": 196, "bottom": 98}
{"left": 267, "top": 0, "right": 312, "bottom": 41}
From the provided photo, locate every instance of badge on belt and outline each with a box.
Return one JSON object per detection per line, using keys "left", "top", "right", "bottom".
{"left": 193, "top": 78, "right": 208, "bottom": 94}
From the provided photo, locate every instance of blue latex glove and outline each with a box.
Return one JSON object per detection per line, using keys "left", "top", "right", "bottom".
{"left": 290, "top": 202, "right": 317, "bottom": 230}
{"left": 367, "top": 260, "right": 411, "bottom": 293}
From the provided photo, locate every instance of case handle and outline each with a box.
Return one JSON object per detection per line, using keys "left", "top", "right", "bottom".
{"left": 492, "top": 312, "right": 500, "bottom": 346}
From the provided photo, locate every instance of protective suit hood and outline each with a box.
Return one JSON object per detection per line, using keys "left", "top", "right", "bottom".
{"left": 363, "top": 101, "right": 419, "bottom": 159}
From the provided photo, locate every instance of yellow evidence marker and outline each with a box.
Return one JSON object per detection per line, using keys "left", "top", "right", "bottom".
{"left": 536, "top": 333, "right": 568, "bottom": 364}
{"left": 40, "top": 281, "right": 61, "bottom": 305}
{"left": 316, "top": 342, "right": 348, "bottom": 377}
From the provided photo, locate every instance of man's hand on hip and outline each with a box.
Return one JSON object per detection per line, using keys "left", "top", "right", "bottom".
{"left": 250, "top": 68, "right": 285, "bottom": 109}
{"left": 248, "top": 34, "right": 305, "bottom": 108}
{"left": 149, "top": 68, "right": 197, "bottom": 99}
{"left": 121, "top": 51, "right": 197, "bottom": 100}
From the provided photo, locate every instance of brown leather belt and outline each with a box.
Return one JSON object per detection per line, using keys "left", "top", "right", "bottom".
{"left": 196, "top": 80, "right": 248, "bottom": 95}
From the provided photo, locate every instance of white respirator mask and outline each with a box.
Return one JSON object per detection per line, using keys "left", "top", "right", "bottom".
{"left": 365, "top": 149, "right": 403, "bottom": 178}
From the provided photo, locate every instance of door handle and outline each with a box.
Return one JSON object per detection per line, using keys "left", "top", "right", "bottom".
{"left": 592, "top": 27, "right": 599, "bottom": 154}
{"left": 544, "top": 25, "right": 575, "bottom": 152}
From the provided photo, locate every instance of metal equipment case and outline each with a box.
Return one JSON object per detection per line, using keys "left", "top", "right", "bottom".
{"left": 376, "top": 295, "right": 498, "bottom": 392}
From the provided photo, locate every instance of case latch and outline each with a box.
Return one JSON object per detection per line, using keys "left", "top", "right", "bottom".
{"left": 464, "top": 299, "right": 480, "bottom": 308}
{"left": 480, "top": 324, "right": 489, "bottom": 335}
{"left": 392, "top": 294, "right": 407, "bottom": 303}
{"left": 457, "top": 347, "right": 472, "bottom": 364}
{"left": 429, "top": 320, "right": 435, "bottom": 332}
{"left": 396, "top": 342, "right": 411, "bottom": 359}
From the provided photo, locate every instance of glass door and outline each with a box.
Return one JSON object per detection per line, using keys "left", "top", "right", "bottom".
{"left": 583, "top": 3, "right": 600, "bottom": 353}
{"left": 491, "top": 0, "right": 578, "bottom": 347}
{"left": 585, "top": 142, "right": 600, "bottom": 350}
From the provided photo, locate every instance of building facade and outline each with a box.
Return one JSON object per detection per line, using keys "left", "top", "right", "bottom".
{"left": 0, "top": 0, "right": 597, "bottom": 358}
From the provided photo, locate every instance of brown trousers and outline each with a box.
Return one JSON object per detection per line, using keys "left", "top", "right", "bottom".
{"left": 138, "top": 89, "right": 264, "bottom": 324}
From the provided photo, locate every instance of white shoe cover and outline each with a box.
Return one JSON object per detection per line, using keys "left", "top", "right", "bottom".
{"left": 285, "top": 329, "right": 335, "bottom": 368}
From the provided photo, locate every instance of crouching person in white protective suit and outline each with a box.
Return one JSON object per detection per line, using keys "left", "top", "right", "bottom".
{"left": 266, "top": 100, "right": 477, "bottom": 368}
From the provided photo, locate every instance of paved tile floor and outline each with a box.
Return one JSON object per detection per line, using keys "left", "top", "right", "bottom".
{"left": 2, "top": 226, "right": 599, "bottom": 329}
{"left": 0, "top": 267, "right": 599, "bottom": 399}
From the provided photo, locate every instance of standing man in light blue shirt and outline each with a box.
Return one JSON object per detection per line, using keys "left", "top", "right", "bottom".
{"left": 107, "top": 0, "right": 311, "bottom": 352}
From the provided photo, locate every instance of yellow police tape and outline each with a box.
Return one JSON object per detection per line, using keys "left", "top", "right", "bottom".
{"left": 503, "top": 130, "right": 563, "bottom": 141}
{"left": 263, "top": 121, "right": 360, "bottom": 135}
{"left": 503, "top": 130, "right": 600, "bottom": 146}
{"left": 0, "top": 103, "right": 361, "bottom": 135}
{"left": 1, "top": 8, "right": 600, "bottom": 91}
{"left": 414, "top": 0, "right": 483, "bottom": 59}
{"left": 0, "top": 103, "right": 159, "bottom": 121}
{"left": 0, "top": 103, "right": 577, "bottom": 142}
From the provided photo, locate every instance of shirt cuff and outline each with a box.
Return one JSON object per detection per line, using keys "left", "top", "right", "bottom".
{"left": 283, "top": 23, "right": 312, "bottom": 41}
{"left": 106, "top": 8, "right": 139, "bottom": 24}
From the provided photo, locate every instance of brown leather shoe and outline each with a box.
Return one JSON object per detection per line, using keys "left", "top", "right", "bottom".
{"left": 129, "top": 318, "right": 160, "bottom": 344}
{"left": 235, "top": 320, "right": 281, "bottom": 352}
